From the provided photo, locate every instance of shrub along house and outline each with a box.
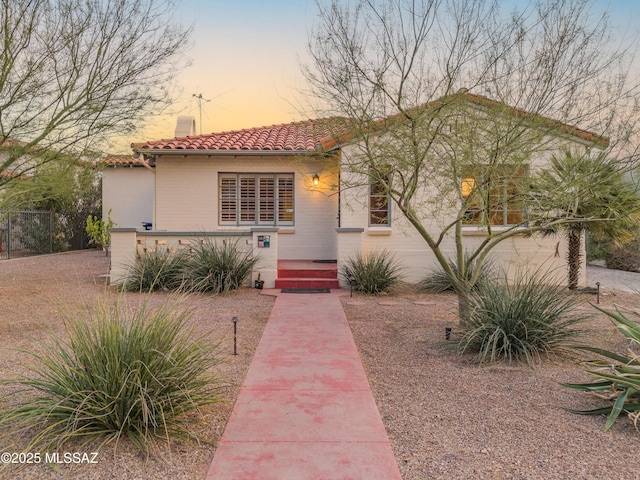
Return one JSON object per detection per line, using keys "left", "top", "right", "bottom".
{"left": 107, "top": 91, "right": 608, "bottom": 289}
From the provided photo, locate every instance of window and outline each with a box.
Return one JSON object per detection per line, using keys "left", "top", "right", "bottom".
{"left": 462, "top": 166, "right": 526, "bottom": 226}
{"left": 219, "top": 173, "right": 294, "bottom": 226}
{"left": 369, "top": 176, "right": 390, "bottom": 226}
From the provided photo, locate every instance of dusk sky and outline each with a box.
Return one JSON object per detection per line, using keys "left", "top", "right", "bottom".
{"left": 136, "top": 0, "right": 313, "bottom": 147}
{"left": 132, "top": 0, "right": 640, "bottom": 150}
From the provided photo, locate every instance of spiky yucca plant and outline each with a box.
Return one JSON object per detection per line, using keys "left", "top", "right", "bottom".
{"left": 0, "top": 296, "right": 225, "bottom": 452}
{"left": 340, "top": 250, "right": 402, "bottom": 295}
{"left": 457, "top": 270, "right": 586, "bottom": 366}
{"left": 423, "top": 254, "right": 496, "bottom": 293}
{"left": 123, "top": 249, "right": 187, "bottom": 292}
{"left": 564, "top": 306, "right": 640, "bottom": 431}
{"left": 182, "top": 239, "right": 258, "bottom": 294}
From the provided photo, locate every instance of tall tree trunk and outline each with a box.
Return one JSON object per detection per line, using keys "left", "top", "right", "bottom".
{"left": 567, "top": 229, "right": 582, "bottom": 290}
{"left": 456, "top": 281, "right": 473, "bottom": 326}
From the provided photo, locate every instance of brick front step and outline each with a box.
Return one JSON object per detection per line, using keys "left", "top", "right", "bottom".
{"left": 277, "top": 268, "right": 338, "bottom": 279}
{"left": 275, "top": 278, "right": 340, "bottom": 289}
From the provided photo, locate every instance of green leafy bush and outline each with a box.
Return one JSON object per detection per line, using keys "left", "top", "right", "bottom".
{"left": 457, "top": 271, "right": 586, "bottom": 366}
{"left": 564, "top": 306, "right": 640, "bottom": 431}
{"left": 341, "top": 250, "right": 402, "bottom": 295}
{"left": 0, "top": 296, "right": 225, "bottom": 451}
{"left": 182, "top": 239, "right": 258, "bottom": 294}
{"left": 124, "top": 249, "right": 187, "bottom": 292}
{"left": 86, "top": 210, "right": 115, "bottom": 255}
{"left": 423, "top": 254, "right": 496, "bottom": 293}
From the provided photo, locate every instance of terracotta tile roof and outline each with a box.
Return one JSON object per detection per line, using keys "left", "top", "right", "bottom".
{"left": 0, "top": 170, "right": 21, "bottom": 178}
{"left": 100, "top": 156, "right": 151, "bottom": 167}
{"left": 133, "top": 119, "right": 348, "bottom": 153}
{"left": 456, "top": 90, "right": 609, "bottom": 148}
{"left": 133, "top": 91, "right": 608, "bottom": 155}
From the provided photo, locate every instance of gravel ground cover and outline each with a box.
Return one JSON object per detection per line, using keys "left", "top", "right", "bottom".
{"left": 0, "top": 250, "right": 273, "bottom": 480}
{"left": 0, "top": 251, "right": 639, "bottom": 479}
{"left": 344, "top": 286, "right": 640, "bottom": 479}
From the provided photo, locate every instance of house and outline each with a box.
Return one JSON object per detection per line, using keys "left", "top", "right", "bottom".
{"left": 100, "top": 156, "right": 155, "bottom": 229}
{"left": 106, "top": 91, "right": 608, "bottom": 288}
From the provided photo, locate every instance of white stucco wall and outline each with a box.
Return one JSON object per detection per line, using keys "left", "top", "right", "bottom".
{"left": 102, "top": 167, "right": 154, "bottom": 229}
{"left": 153, "top": 154, "right": 340, "bottom": 260}
{"left": 338, "top": 141, "right": 588, "bottom": 286}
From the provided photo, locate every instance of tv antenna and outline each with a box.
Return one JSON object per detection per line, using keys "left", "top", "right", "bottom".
{"left": 192, "top": 93, "right": 211, "bottom": 134}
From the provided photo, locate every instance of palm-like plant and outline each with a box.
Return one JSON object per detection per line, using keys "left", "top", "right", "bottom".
{"left": 530, "top": 151, "right": 640, "bottom": 289}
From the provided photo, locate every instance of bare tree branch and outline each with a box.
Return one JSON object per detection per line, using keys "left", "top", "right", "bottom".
{"left": 0, "top": 0, "right": 191, "bottom": 185}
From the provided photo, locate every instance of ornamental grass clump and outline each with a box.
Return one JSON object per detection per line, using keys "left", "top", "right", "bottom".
{"left": 564, "top": 306, "right": 640, "bottom": 431}
{"left": 423, "top": 254, "right": 496, "bottom": 293}
{"left": 0, "top": 296, "right": 225, "bottom": 452}
{"left": 341, "top": 250, "right": 402, "bottom": 295}
{"left": 124, "top": 249, "right": 187, "bottom": 292}
{"left": 182, "top": 239, "right": 258, "bottom": 294}
{"left": 457, "top": 270, "right": 587, "bottom": 366}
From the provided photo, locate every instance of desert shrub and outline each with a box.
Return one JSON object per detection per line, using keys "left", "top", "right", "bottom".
{"left": 564, "top": 306, "right": 640, "bottom": 431}
{"left": 0, "top": 296, "right": 225, "bottom": 451}
{"left": 86, "top": 210, "right": 115, "bottom": 255}
{"left": 585, "top": 233, "right": 608, "bottom": 262}
{"left": 341, "top": 250, "right": 402, "bottom": 295}
{"left": 182, "top": 238, "right": 258, "bottom": 294}
{"left": 457, "top": 271, "right": 586, "bottom": 366}
{"left": 123, "top": 249, "right": 187, "bottom": 292}
{"left": 423, "top": 254, "right": 496, "bottom": 293}
{"left": 605, "top": 236, "right": 640, "bottom": 272}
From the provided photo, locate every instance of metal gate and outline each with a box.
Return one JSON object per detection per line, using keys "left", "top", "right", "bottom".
{"left": 0, "top": 211, "right": 56, "bottom": 260}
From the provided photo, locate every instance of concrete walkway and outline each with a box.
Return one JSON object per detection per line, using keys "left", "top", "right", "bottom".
{"left": 205, "top": 290, "right": 402, "bottom": 480}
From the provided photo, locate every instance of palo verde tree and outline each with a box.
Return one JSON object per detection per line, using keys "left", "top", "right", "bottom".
{"left": 0, "top": 0, "right": 190, "bottom": 185}
{"left": 530, "top": 150, "right": 640, "bottom": 290}
{"left": 303, "top": 0, "right": 640, "bottom": 314}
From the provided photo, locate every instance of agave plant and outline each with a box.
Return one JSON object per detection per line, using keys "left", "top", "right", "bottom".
{"left": 564, "top": 306, "right": 640, "bottom": 431}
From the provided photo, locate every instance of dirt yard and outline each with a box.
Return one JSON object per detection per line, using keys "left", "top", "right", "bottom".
{"left": 0, "top": 250, "right": 274, "bottom": 480}
{"left": 0, "top": 251, "right": 639, "bottom": 479}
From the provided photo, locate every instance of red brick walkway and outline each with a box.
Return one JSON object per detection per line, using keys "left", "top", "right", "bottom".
{"left": 205, "top": 290, "right": 402, "bottom": 480}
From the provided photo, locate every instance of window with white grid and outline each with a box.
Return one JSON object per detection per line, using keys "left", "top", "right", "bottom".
{"left": 219, "top": 173, "right": 294, "bottom": 226}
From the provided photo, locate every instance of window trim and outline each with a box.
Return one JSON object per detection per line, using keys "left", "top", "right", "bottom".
{"left": 219, "top": 173, "right": 295, "bottom": 227}
{"left": 461, "top": 165, "right": 526, "bottom": 227}
{"left": 369, "top": 174, "right": 391, "bottom": 227}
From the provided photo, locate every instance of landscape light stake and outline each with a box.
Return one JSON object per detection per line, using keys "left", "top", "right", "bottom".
{"left": 445, "top": 327, "right": 452, "bottom": 340}
{"left": 348, "top": 275, "right": 355, "bottom": 298}
{"left": 596, "top": 282, "right": 601, "bottom": 304}
{"left": 232, "top": 316, "right": 239, "bottom": 355}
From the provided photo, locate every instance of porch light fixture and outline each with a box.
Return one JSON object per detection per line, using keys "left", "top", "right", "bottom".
{"left": 313, "top": 173, "right": 319, "bottom": 186}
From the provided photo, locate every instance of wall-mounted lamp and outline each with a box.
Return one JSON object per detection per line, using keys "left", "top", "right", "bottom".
{"left": 313, "top": 173, "right": 319, "bottom": 186}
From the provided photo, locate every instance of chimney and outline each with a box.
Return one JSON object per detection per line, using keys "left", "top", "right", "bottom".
{"left": 174, "top": 116, "right": 196, "bottom": 137}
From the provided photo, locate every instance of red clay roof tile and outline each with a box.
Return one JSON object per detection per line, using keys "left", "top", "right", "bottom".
{"left": 132, "top": 91, "right": 608, "bottom": 153}
{"left": 100, "top": 156, "right": 151, "bottom": 167}
{"left": 133, "top": 119, "right": 347, "bottom": 153}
